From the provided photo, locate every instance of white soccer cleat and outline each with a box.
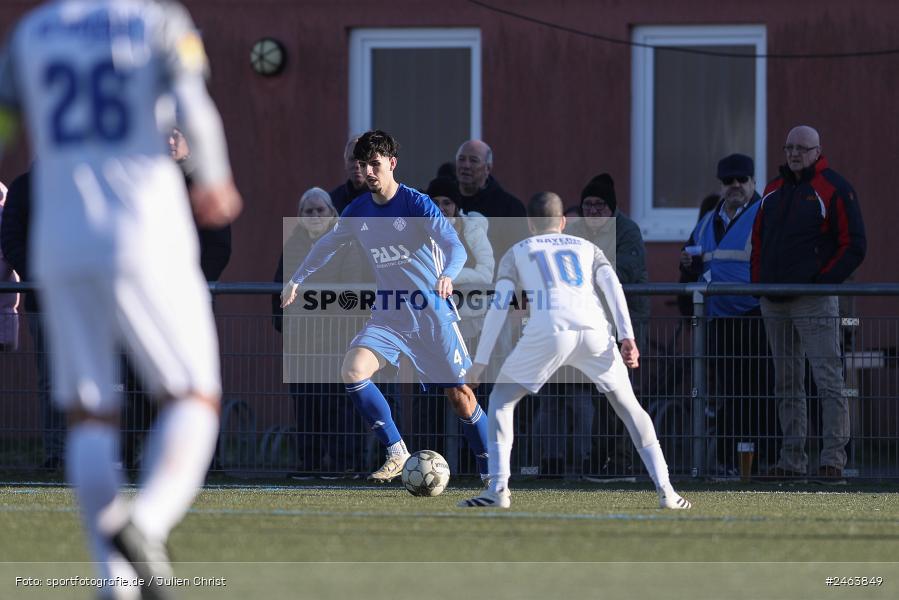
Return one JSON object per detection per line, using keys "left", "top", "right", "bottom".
{"left": 367, "top": 453, "right": 410, "bottom": 482}
{"left": 457, "top": 488, "right": 511, "bottom": 509}
{"left": 658, "top": 488, "right": 692, "bottom": 510}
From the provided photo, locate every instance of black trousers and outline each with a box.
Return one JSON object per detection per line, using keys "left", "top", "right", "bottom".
{"left": 707, "top": 309, "right": 777, "bottom": 471}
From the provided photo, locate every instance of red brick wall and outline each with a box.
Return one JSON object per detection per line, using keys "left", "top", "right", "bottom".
{"left": 1, "top": 0, "right": 896, "bottom": 317}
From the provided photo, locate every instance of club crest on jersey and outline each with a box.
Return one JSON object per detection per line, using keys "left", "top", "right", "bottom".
{"left": 176, "top": 32, "right": 208, "bottom": 71}
{"left": 393, "top": 217, "right": 407, "bottom": 231}
{"left": 370, "top": 245, "right": 411, "bottom": 265}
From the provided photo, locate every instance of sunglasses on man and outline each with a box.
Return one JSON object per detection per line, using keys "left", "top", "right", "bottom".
{"left": 721, "top": 176, "right": 750, "bottom": 185}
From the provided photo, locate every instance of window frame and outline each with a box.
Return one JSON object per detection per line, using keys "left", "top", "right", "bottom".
{"left": 348, "top": 28, "right": 482, "bottom": 140}
{"left": 630, "top": 25, "right": 767, "bottom": 242}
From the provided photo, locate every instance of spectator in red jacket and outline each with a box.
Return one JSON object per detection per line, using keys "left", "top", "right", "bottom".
{"left": 751, "top": 125, "right": 866, "bottom": 482}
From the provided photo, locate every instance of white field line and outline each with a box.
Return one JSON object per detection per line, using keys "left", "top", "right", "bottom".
{"left": 0, "top": 482, "right": 886, "bottom": 495}
{"left": 2, "top": 485, "right": 897, "bottom": 523}
{"left": 0, "top": 504, "right": 764, "bottom": 522}
{"left": 2, "top": 504, "right": 899, "bottom": 525}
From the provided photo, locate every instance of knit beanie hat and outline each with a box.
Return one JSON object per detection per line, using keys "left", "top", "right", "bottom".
{"left": 580, "top": 173, "right": 617, "bottom": 213}
{"left": 426, "top": 176, "right": 461, "bottom": 205}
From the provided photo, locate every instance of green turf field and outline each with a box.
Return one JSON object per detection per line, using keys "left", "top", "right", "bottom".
{"left": 2, "top": 479, "right": 898, "bottom": 599}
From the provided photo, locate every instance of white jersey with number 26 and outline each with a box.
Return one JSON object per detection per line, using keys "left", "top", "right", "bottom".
{"left": 0, "top": 0, "right": 232, "bottom": 277}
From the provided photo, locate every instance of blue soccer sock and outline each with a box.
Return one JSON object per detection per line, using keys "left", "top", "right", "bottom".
{"left": 460, "top": 403, "right": 489, "bottom": 476}
{"left": 346, "top": 379, "right": 402, "bottom": 447}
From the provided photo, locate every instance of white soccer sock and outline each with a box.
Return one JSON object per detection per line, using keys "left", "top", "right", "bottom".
{"left": 66, "top": 424, "right": 139, "bottom": 596}
{"left": 488, "top": 442, "right": 512, "bottom": 494}
{"left": 488, "top": 383, "right": 528, "bottom": 494}
{"left": 604, "top": 386, "right": 672, "bottom": 491}
{"left": 637, "top": 441, "right": 673, "bottom": 492}
{"left": 131, "top": 399, "right": 218, "bottom": 543}
{"left": 387, "top": 439, "right": 409, "bottom": 458}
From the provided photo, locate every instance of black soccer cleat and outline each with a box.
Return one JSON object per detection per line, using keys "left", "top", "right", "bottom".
{"left": 110, "top": 520, "right": 175, "bottom": 600}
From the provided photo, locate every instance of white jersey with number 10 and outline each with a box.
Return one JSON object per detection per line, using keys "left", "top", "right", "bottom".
{"left": 496, "top": 233, "right": 627, "bottom": 337}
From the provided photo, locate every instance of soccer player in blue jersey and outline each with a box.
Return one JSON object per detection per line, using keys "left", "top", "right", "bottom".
{"left": 281, "top": 130, "right": 489, "bottom": 482}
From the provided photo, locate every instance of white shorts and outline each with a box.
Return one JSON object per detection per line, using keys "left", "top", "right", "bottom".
{"left": 497, "top": 329, "right": 629, "bottom": 394}
{"left": 42, "top": 264, "right": 221, "bottom": 414}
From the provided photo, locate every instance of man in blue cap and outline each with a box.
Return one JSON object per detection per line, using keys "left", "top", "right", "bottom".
{"left": 680, "top": 153, "right": 774, "bottom": 477}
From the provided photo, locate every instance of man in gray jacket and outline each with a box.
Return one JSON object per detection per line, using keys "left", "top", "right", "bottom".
{"left": 567, "top": 173, "right": 650, "bottom": 349}
{"left": 563, "top": 173, "right": 650, "bottom": 476}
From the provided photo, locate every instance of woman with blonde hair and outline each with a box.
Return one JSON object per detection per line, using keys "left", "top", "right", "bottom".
{"left": 273, "top": 186, "right": 370, "bottom": 476}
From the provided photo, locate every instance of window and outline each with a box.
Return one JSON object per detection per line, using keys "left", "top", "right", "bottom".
{"left": 349, "top": 28, "right": 481, "bottom": 190}
{"left": 631, "top": 25, "right": 766, "bottom": 241}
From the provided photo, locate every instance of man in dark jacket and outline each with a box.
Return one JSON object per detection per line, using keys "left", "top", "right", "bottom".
{"left": 561, "top": 173, "right": 650, "bottom": 476}
{"left": 570, "top": 173, "right": 650, "bottom": 342}
{"left": 0, "top": 171, "right": 32, "bottom": 311}
{"left": 751, "top": 125, "right": 866, "bottom": 482}
{"left": 0, "top": 168, "right": 65, "bottom": 469}
{"left": 329, "top": 135, "right": 368, "bottom": 214}
{"left": 454, "top": 139, "right": 527, "bottom": 258}
{"left": 169, "top": 127, "right": 232, "bottom": 280}
{"left": 119, "top": 128, "right": 234, "bottom": 472}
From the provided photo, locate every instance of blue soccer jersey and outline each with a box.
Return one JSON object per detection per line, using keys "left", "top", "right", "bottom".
{"left": 289, "top": 184, "right": 467, "bottom": 332}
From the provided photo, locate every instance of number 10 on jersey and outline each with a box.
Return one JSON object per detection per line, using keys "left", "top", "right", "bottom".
{"left": 529, "top": 249, "right": 585, "bottom": 288}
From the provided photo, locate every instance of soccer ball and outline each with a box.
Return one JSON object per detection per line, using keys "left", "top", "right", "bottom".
{"left": 401, "top": 450, "right": 450, "bottom": 497}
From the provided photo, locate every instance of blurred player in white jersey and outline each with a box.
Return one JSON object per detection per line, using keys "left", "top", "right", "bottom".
{"left": 459, "top": 192, "right": 690, "bottom": 510}
{"left": 0, "top": 1, "right": 242, "bottom": 597}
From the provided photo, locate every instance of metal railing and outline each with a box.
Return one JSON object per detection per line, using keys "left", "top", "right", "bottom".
{"left": 0, "top": 281, "right": 897, "bottom": 481}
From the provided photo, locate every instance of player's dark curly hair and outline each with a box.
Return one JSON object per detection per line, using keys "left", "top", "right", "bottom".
{"left": 353, "top": 130, "right": 400, "bottom": 162}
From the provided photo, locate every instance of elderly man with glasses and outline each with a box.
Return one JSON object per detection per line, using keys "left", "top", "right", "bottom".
{"left": 680, "top": 153, "right": 775, "bottom": 478}
{"left": 751, "top": 125, "right": 866, "bottom": 483}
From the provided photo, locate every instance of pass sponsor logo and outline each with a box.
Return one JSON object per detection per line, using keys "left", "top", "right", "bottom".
{"left": 370, "top": 245, "right": 411, "bottom": 265}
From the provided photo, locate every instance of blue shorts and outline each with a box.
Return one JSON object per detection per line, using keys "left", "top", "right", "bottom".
{"left": 350, "top": 321, "right": 472, "bottom": 388}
